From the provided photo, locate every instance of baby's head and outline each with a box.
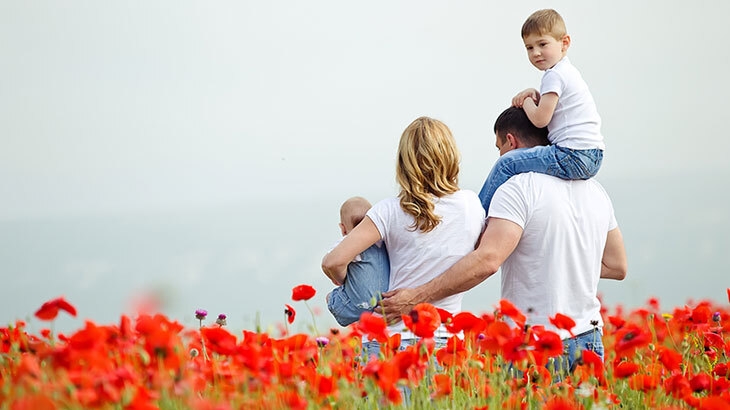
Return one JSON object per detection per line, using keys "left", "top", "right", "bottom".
{"left": 339, "top": 196, "right": 372, "bottom": 236}
{"left": 521, "top": 9, "right": 571, "bottom": 71}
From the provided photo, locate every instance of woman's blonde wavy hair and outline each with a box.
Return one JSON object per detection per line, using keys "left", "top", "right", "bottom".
{"left": 396, "top": 117, "right": 460, "bottom": 233}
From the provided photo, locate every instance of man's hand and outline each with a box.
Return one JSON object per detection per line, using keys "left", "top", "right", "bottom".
{"left": 511, "top": 88, "right": 539, "bottom": 107}
{"left": 379, "top": 288, "right": 420, "bottom": 325}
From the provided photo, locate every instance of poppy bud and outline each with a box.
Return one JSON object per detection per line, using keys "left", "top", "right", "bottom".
{"left": 190, "top": 348, "right": 199, "bottom": 358}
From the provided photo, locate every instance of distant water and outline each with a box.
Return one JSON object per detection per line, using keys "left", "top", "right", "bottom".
{"left": 2, "top": 174, "right": 728, "bottom": 334}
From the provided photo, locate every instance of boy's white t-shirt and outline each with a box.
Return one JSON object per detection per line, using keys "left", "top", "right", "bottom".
{"left": 366, "top": 190, "right": 485, "bottom": 339}
{"left": 488, "top": 173, "right": 617, "bottom": 339}
{"left": 540, "top": 57, "right": 605, "bottom": 151}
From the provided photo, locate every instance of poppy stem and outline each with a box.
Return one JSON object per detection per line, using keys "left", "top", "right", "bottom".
{"left": 199, "top": 319, "right": 209, "bottom": 362}
{"left": 304, "top": 300, "right": 319, "bottom": 337}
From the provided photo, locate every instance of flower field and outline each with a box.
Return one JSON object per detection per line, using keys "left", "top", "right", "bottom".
{"left": 2, "top": 287, "right": 730, "bottom": 409}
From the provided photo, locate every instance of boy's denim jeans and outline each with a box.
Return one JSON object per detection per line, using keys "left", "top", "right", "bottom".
{"left": 560, "top": 327, "right": 604, "bottom": 373}
{"left": 478, "top": 145, "right": 603, "bottom": 213}
{"left": 327, "top": 243, "right": 390, "bottom": 327}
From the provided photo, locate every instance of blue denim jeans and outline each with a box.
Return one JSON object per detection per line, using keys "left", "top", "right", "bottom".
{"left": 327, "top": 243, "right": 390, "bottom": 326}
{"left": 478, "top": 145, "right": 603, "bottom": 213}
{"left": 559, "top": 327, "right": 604, "bottom": 373}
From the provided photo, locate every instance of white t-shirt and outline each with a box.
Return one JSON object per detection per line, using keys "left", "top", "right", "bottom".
{"left": 540, "top": 57, "right": 605, "bottom": 150}
{"left": 488, "top": 173, "right": 617, "bottom": 339}
{"left": 367, "top": 190, "right": 485, "bottom": 339}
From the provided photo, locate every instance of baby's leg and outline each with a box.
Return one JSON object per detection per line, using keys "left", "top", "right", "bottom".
{"left": 478, "top": 145, "right": 559, "bottom": 213}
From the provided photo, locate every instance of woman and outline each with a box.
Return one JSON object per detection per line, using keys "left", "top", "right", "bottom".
{"left": 322, "top": 116, "right": 485, "bottom": 354}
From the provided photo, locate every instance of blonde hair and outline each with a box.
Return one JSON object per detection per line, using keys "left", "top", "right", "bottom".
{"left": 521, "top": 9, "right": 567, "bottom": 41}
{"left": 340, "top": 196, "right": 371, "bottom": 231}
{"left": 396, "top": 117, "right": 460, "bottom": 233}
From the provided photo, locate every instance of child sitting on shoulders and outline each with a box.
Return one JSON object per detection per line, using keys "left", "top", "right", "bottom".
{"left": 479, "top": 9, "right": 605, "bottom": 213}
{"left": 324, "top": 196, "right": 390, "bottom": 327}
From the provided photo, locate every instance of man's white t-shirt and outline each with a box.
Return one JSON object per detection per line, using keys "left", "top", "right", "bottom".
{"left": 367, "top": 190, "right": 485, "bottom": 339}
{"left": 540, "top": 57, "right": 605, "bottom": 151}
{"left": 488, "top": 173, "right": 617, "bottom": 339}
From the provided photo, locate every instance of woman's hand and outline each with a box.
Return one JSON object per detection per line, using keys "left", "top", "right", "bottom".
{"left": 379, "top": 288, "right": 421, "bottom": 325}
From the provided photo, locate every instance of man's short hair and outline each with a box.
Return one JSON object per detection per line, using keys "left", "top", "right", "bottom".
{"left": 521, "top": 9, "right": 567, "bottom": 41}
{"left": 493, "top": 107, "right": 550, "bottom": 147}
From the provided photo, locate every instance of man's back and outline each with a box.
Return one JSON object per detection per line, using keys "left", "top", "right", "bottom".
{"left": 489, "top": 172, "right": 617, "bottom": 338}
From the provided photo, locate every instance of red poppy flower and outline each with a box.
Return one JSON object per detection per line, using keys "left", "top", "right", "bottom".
{"left": 614, "top": 324, "right": 651, "bottom": 357}
{"left": 581, "top": 349, "right": 605, "bottom": 383}
{"left": 291, "top": 285, "right": 316, "bottom": 301}
{"left": 608, "top": 315, "right": 625, "bottom": 330}
{"left": 543, "top": 396, "right": 579, "bottom": 410}
{"left": 714, "top": 363, "right": 729, "bottom": 378}
{"left": 658, "top": 346, "right": 683, "bottom": 372}
{"left": 690, "top": 373, "right": 712, "bottom": 393}
{"left": 436, "top": 308, "right": 453, "bottom": 324}
{"left": 549, "top": 313, "right": 576, "bottom": 337}
{"left": 284, "top": 304, "right": 296, "bottom": 324}
{"left": 629, "top": 374, "right": 658, "bottom": 392}
{"left": 531, "top": 330, "right": 563, "bottom": 358}
{"left": 445, "top": 312, "right": 485, "bottom": 337}
{"left": 435, "top": 336, "right": 467, "bottom": 367}
{"left": 727, "top": 288, "right": 730, "bottom": 304}
{"left": 402, "top": 303, "right": 441, "bottom": 338}
{"left": 692, "top": 304, "right": 712, "bottom": 324}
{"left": 201, "top": 327, "right": 237, "bottom": 355}
{"left": 699, "top": 397, "right": 730, "bottom": 410}
{"left": 499, "top": 299, "right": 526, "bottom": 329}
{"left": 614, "top": 361, "right": 640, "bottom": 378}
{"left": 664, "top": 373, "right": 691, "bottom": 398}
{"left": 357, "top": 312, "right": 389, "bottom": 343}
{"left": 34, "top": 297, "right": 77, "bottom": 321}
{"left": 432, "top": 374, "right": 452, "bottom": 398}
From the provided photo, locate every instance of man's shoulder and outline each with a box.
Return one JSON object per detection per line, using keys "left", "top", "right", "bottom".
{"left": 501, "top": 173, "right": 609, "bottom": 196}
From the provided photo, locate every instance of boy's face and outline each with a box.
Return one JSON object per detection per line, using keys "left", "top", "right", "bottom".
{"left": 523, "top": 33, "right": 569, "bottom": 71}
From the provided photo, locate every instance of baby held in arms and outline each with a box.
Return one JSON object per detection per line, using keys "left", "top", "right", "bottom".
{"left": 324, "top": 197, "right": 390, "bottom": 327}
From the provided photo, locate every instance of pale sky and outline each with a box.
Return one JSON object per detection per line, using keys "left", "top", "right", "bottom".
{"left": 1, "top": 1, "right": 729, "bottom": 331}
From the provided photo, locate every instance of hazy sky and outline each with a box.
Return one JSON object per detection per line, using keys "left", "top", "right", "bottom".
{"left": 2, "top": 1, "right": 729, "bottom": 332}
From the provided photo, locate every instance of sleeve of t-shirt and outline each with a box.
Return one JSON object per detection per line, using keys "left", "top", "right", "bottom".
{"left": 540, "top": 69, "right": 565, "bottom": 97}
{"left": 487, "top": 178, "right": 530, "bottom": 229}
{"left": 593, "top": 180, "right": 618, "bottom": 231}
{"left": 366, "top": 198, "right": 393, "bottom": 242}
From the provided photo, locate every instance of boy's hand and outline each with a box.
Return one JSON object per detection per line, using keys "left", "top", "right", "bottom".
{"left": 512, "top": 88, "right": 539, "bottom": 107}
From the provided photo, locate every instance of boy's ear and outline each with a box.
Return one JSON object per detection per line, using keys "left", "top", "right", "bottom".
{"left": 561, "top": 35, "right": 571, "bottom": 52}
{"left": 339, "top": 222, "right": 347, "bottom": 236}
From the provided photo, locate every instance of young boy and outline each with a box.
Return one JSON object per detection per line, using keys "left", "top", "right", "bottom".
{"left": 479, "top": 9, "right": 605, "bottom": 213}
{"left": 324, "top": 196, "right": 390, "bottom": 327}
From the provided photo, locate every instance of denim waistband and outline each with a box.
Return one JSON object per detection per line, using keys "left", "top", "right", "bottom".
{"left": 571, "top": 327, "right": 602, "bottom": 340}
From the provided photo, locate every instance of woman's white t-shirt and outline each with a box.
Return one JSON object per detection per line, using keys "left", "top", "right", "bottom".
{"left": 366, "top": 190, "right": 485, "bottom": 339}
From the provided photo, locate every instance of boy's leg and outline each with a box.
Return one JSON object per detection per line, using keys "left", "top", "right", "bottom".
{"left": 549, "top": 147, "right": 603, "bottom": 180}
{"left": 478, "top": 145, "right": 559, "bottom": 213}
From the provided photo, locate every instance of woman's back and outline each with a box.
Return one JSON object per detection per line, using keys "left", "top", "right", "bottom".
{"left": 367, "top": 189, "right": 485, "bottom": 337}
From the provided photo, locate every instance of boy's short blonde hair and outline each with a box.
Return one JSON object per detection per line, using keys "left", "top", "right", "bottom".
{"left": 521, "top": 9, "right": 567, "bottom": 41}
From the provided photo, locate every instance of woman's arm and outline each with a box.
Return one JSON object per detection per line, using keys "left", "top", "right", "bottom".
{"left": 321, "top": 216, "right": 381, "bottom": 285}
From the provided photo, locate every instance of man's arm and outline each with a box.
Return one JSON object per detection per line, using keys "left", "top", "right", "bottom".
{"left": 380, "top": 217, "right": 523, "bottom": 323}
{"left": 600, "top": 227, "right": 627, "bottom": 280}
{"left": 522, "top": 92, "right": 559, "bottom": 128}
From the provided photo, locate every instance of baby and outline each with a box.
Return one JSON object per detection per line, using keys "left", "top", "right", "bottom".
{"left": 325, "top": 197, "right": 390, "bottom": 327}
{"left": 479, "top": 9, "right": 605, "bottom": 213}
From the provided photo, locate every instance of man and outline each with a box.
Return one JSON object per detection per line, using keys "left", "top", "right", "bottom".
{"left": 380, "top": 107, "right": 627, "bottom": 366}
